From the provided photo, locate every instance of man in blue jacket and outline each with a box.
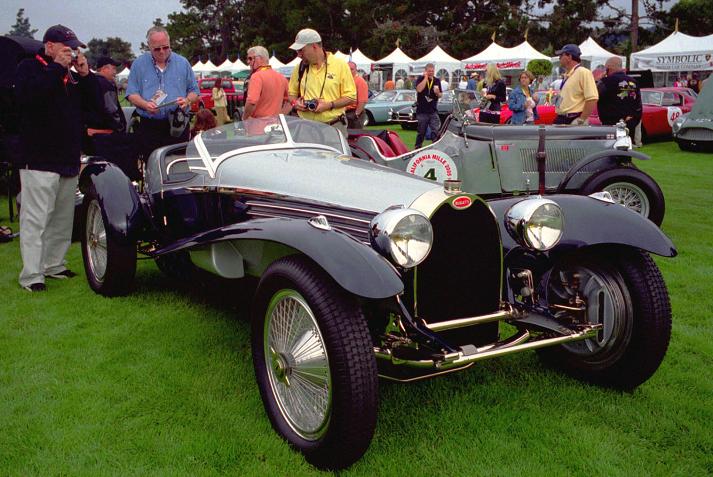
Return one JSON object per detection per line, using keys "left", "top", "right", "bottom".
{"left": 15, "top": 25, "right": 96, "bottom": 291}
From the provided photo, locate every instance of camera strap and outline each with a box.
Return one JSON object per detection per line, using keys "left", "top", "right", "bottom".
{"left": 36, "top": 54, "right": 72, "bottom": 88}
{"left": 300, "top": 53, "right": 329, "bottom": 100}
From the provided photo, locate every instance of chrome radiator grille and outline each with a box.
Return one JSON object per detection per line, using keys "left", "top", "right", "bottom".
{"left": 679, "top": 128, "right": 713, "bottom": 141}
{"left": 520, "top": 147, "right": 594, "bottom": 173}
{"left": 247, "top": 199, "right": 375, "bottom": 243}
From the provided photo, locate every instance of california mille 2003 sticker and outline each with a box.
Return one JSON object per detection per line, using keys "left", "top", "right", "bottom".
{"left": 406, "top": 150, "right": 458, "bottom": 182}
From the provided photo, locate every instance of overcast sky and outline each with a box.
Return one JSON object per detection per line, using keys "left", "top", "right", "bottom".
{"left": 2, "top": 0, "right": 674, "bottom": 56}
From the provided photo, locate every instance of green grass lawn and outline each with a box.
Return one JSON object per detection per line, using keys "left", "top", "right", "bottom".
{"left": 1, "top": 141, "right": 712, "bottom": 475}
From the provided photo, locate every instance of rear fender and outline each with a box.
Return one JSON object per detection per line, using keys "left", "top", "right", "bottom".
{"left": 487, "top": 194, "right": 677, "bottom": 260}
{"left": 79, "top": 162, "right": 146, "bottom": 245}
{"left": 557, "top": 149, "right": 650, "bottom": 192}
{"left": 154, "top": 217, "right": 404, "bottom": 299}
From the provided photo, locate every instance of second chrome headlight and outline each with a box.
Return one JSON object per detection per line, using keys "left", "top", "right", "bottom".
{"left": 370, "top": 208, "right": 433, "bottom": 268}
{"left": 505, "top": 197, "right": 563, "bottom": 251}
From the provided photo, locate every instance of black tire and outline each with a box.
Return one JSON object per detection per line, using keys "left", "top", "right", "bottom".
{"left": 580, "top": 167, "right": 665, "bottom": 226}
{"left": 363, "top": 111, "right": 374, "bottom": 127}
{"left": 538, "top": 248, "right": 671, "bottom": 390}
{"left": 81, "top": 186, "right": 136, "bottom": 296}
{"left": 251, "top": 255, "right": 378, "bottom": 470}
{"left": 401, "top": 123, "right": 417, "bottom": 131}
{"left": 155, "top": 251, "right": 195, "bottom": 280}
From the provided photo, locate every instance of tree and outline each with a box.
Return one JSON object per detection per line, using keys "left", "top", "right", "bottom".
{"left": 660, "top": 0, "right": 713, "bottom": 37}
{"left": 8, "top": 8, "right": 37, "bottom": 38}
{"left": 527, "top": 59, "right": 553, "bottom": 78}
{"left": 85, "top": 37, "right": 135, "bottom": 67}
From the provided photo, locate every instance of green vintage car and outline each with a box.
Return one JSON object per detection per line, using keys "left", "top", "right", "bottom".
{"left": 351, "top": 95, "right": 666, "bottom": 225}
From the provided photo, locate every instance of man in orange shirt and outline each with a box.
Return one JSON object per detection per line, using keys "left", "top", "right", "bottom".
{"left": 346, "top": 61, "right": 368, "bottom": 128}
{"left": 243, "top": 45, "right": 290, "bottom": 119}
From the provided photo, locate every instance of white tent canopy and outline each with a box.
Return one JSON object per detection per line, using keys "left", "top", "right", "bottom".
{"left": 375, "top": 47, "right": 414, "bottom": 82}
{"left": 285, "top": 56, "right": 301, "bottom": 67}
{"left": 351, "top": 49, "right": 374, "bottom": 72}
{"left": 412, "top": 45, "right": 463, "bottom": 84}
{"left": 116, "top": 66, "right": 130, "bottom": 80}
{"left": 462, "top": 41, "right": 548, "bottom": 70}
{"left": 269, "top": 55, "right": 285, "bottom": 68}
{"left": 192, "top": 59, "right": 219, "bottom": 75}
{"left": 232, "top": 57, "right": 248, "bottom": 70}
{"left": 578, "top": 37, "right": 626, "bottom": 69}
{"left": 631, "top": 31, "right": 713, "bottom": 71}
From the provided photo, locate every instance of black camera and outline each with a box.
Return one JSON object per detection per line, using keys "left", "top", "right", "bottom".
{"left": 71, "top": 49, "right": 79, "bottom": 61}
{"left": 304, "top": 99, "right": 318, "bottom": 111}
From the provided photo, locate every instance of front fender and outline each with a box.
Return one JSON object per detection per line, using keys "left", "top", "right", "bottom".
{"left": 153, "top": 217, "right": 404, "bottom": 300}
{"left": 79, "top": 161, "right": 146, "bottom": 245}
{"left": 557, "top": 149, "right": 651, "bottom": 192}
{"left": 488, "top": 194, "right": 676, "bottom": 258}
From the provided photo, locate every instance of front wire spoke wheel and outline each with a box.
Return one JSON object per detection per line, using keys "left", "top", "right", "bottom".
{"left": 265, "top": 290, "right": 331, "bottom": 441}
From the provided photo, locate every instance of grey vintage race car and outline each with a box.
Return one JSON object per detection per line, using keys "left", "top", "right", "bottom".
{"left": 353, "top": 92, "right": 666, "bottom": 225}
{"left": 78, "top": 115, "right": 675, "bottom": 470}
{"left": 673, "top": 78, "right": 713, "bottom": 152}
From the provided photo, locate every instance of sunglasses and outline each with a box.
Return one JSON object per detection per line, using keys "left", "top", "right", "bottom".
{"left": 247, "top": 56, "right": 255, "bottom": 61}
{"left": 152, "top": 46, "right": 170, "bottom": 52}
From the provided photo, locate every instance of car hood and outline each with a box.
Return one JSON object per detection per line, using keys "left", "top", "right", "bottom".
{"left": 216, "top": 148, "right": 440, "bottom": 213}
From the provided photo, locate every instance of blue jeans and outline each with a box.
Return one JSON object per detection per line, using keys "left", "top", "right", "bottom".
{"left": 416, "top": 112, "right": 441, "bottom": 149}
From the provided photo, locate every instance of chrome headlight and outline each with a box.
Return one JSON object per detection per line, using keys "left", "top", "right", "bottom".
{"left": 672, "top": 115, "right": 686, "bottom": 135}
{"left": 370, "top": 208, "right": 433, "bottom": 268}
{"left": 505, "top": 197, "right": 563, "bottom": 251}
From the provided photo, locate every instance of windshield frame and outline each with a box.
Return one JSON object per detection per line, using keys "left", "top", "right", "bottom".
{"left": 189, "top": 115, "right": 349, "bottom": 179}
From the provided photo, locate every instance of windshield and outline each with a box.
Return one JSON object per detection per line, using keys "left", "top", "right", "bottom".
{"left": 642, "top": 91, "right": 663, "bottom": 106}
{"left": 371, "top": 91, "right": 398, "bottom": 102}
{"left": 187, "top": 115, "right": 347, "bottom": 177}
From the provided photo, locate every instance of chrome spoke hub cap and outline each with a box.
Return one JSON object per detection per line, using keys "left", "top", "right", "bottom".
{"left": 604, "top": 182, "right": 650, "bottom": 218}
{"left": 86, "top": 200, "right": 107, "bottom": 283}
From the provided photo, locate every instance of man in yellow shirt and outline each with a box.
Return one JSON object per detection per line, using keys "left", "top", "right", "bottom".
{"left": 288, "top": 29, "right": 356, "bottom": 135}
{"left": 554, "top": 44, "right": 598, "bottom": 125}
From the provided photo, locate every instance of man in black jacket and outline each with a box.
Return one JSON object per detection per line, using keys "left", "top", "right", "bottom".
{"left": 85, "top": 56, "right": 139, "bottom": 179}
{"left": 15, "top": 25, "right": 96, "bottom": 292}
{"left": 596, "top": 56, "right": 642, "bottom": 134}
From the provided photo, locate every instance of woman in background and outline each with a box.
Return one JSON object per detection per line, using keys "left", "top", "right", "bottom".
{"left": 190, "top": 109, "right": 217, "bottom": 138}
{"left": 480, "top": 64, "right": 507, "bottom": 124}
{"left": 211, "top": 79, "right": 230, "bottom": 125}
{"left": 508, "top": 70, "right": 539, "bottom": 125}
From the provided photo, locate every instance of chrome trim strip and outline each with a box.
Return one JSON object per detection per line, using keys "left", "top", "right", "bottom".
{"left": 248, "top": 211, "right": 369, "bottom": 235}
{"left": 246, "top": 201, "right": 372, "bottom": 224}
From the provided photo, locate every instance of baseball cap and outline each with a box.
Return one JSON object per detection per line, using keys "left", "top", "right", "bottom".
{"left": 42, "top": 24, "right": 86, "bottom": 49}
{"left": 289, "top": 29, "right": 322, "bottom": 50}
{"left": 95, "top": 56, "right": 122, "bottom": 70}
{"left": 555, "top": 44, "right": 581, "bottom": 57}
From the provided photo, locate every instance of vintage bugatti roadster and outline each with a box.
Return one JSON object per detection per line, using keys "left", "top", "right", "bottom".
{"left": 79, "top": 115, "right": 675, "bottom": 469}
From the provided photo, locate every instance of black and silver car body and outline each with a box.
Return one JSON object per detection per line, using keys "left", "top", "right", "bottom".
{"left": 358, "top": 94, "right": 666, "bottom": 225}
{"left": 78, "top": 115, "right": 676, "bottom": 470}
{"left": 673, "top": 78, "right": 713, "bottom": 152}
{"left": 389, "top": 89, "right": 481, "bottom": 130}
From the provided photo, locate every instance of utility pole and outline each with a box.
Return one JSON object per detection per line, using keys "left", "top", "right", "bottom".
{"left": 631, "top": 0, "right": 639, "bottom": 52}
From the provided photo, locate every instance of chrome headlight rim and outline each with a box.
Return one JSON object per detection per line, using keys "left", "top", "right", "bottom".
{"left": 369, "top": 207, "right": 433, "bottom": 269}
{"left": 505, "top": 197, "right": 564, "bottom": 251}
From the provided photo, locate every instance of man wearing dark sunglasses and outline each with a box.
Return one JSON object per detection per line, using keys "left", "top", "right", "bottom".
{"left": 126, "top": 26, "right": 199, "bottom": 164}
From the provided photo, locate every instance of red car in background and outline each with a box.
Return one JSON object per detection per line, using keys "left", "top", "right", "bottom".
{"left": 191, "top": 78, "right": 245, "bottom": 117}
{"left": 467, "top": 91, "right": 559, "bottom": 124}
{"left": 589, "top": 87, "right": 697, "bottom": 141}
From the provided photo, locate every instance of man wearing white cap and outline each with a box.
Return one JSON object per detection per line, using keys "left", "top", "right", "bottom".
{"left": 287, "top": 28, "right": 356, "bottom": 135}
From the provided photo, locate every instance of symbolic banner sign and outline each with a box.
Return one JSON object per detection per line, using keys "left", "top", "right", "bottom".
{"left": 464, "top": 60, "right": 523, "bottom": 70}
{"left": 632, "top": 53, "right": 713, "bottom": 72}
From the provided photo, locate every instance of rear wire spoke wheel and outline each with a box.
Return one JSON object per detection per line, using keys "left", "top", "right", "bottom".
{"left": 251, "top": 256, "right": 378, "bottom": 470}
{"left": 538, "top": 248, "right": 672, "bottom": 390}
{"left": 603, "top": 182, "right": 650, "bottom": 219}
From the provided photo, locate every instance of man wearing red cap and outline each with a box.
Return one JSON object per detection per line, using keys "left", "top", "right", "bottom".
{"left": 14, "top": 25, "right": 96, "bottom": 292}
